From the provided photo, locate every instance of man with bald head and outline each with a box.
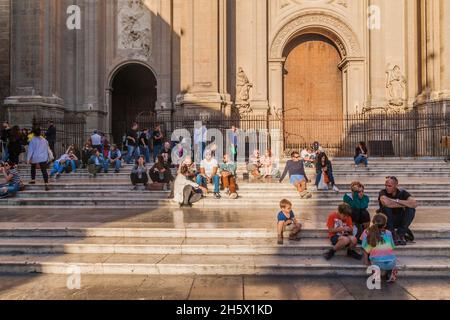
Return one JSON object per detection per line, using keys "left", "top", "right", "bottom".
{"left": 378, "top": 176, "right": 418, "bottom": 246}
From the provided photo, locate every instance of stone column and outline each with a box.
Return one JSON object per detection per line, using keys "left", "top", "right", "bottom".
{"left": 416, "top": 0, "right": 450, "bottom": 109}
{"left": 0, "top": 0, "right": 11, "bottom": 111}
{"left": 268, "top": 59, "right": 284, "bottom": 116}
{"left": 176, "top": 0, "right": 226, "bottom": 115}
{"left": 249, "top": 0, "right": 268, "bottom": 115}
{"left": 4, "top": 0, "right": 65, "bottom": 127}
{"left": 155, "top": 0, "right": 174, "bottom": 117}
{"left": 82, "top": 0, "right": 107, "bottom": 132}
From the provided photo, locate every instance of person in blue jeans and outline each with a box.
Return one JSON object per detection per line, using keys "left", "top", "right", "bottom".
{"left": 50, "top": 151, "right": 78, "bottom": 179}
{"left": 104, "top": 144, "right": 122, "bottom": 173}
{"left": 379, "top": 176, "right": 418, "bottom": 246}
{"left": 196, "top": 151, "right": 221, "bottom": 199}
{"left": 354, "top": 141, "right": 369, "bottom": 167}
{"left": 126, "top": 123, "right": 140, "bottom": 164}
{"left": 151, "top": 124, "right": 164, "bottom": 162}
{"left": 139, "top": 128, "right": 151, "bottom": 164}
{"left": 0, "top": 161, "right": 21, "bottom": 198}
{"left": 88, "top": 149, "right": 106, "bottom": 178}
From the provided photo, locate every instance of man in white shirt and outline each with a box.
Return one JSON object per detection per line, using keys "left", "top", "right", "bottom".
{"left": 196, "top": 151, "right": 221, "bottom": 199}
{"left": 91, "top": 130, "right": 102, "bottom": 153}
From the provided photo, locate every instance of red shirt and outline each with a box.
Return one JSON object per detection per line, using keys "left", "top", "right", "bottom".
{"left": 326, "top": 212, "right": 353, "bottom": 238}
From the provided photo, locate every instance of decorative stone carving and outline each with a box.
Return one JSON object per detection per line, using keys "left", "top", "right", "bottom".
{"left": 117, "top": 0, "right": 152, "bottom": 59}
{"left": 270, "top": 13, "right": 361, "bottom": 59}
{"left": 386, "top": 64, "right": 406, "bottom": 107}
{"left": 281, "top": 0, "right": 348, "bottom": 9}
{"left": 235, "top": 67, "right": 253, "bottom": 115}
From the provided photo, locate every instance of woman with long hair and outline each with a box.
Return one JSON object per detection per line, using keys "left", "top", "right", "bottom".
{"left": 361, "top": 213, "right": 398, "bottom": 283}
{"left": 315, "top": 153, "right": 339, "bottom": 192}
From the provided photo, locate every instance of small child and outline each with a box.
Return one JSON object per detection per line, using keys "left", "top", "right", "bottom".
{"left": 324, "top": 203, "right": 362, "bottom": 260}
{"left": 277, "top": 199, "right": 302, "bottom": 245}
{"left": 361, "top": 213, "right": 398, "bottom": 283}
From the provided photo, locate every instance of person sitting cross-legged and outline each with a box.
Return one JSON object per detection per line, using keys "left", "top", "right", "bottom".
{"left": 344, "top": 181, "right": 370, "bottom": 243}
{"left": 324, "top": 203, "right": 362, "bottom": 261}
{"left": 50, "top": 151, "right": 78, "bottom": 179}
{"left": 219, "top": 154, "right": 238, "bottom": 199}
{"left": 0, "top": 161, "right": 22, "bottom": 198}
{"left": 130, "top": 156, "right": 149, "bottom": 190}
{"left": 149, "top": 155, "right": 175, "bottom": 192}
{"left": 378, "top": 176, "right": 418, "bottom": 246}
{"left": 88, "top": 149, "right": 106, "bottom": 178}
{"left": 104, "top": 144, "right": 122, "bottom": 173}
{"left": 174, "top": 165, "right": 207, "bottom": 208}
{"left": 279, "top": 151, "right": 311, "bottom": 199}
{"left": 196, "top": 151, "right": 221, "bottom": 199}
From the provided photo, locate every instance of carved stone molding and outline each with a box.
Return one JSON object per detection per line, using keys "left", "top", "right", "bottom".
{"left": 281, "top": 0, "right": 348, "bottom": 9}
{"left": 270, "top": 12, "right": 361, "bottom": 59}
{"left": 117, "top": 0, "right": 152, "bottom": 60}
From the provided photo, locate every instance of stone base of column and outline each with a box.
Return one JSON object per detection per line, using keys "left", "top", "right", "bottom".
{"left": 250, "top": 100, "right": 269, "bottom": 116}
{"left": 414, "top": 96, "right": 449, "bottom": 114}
{"left": 3, "top": 95, "right": 65, "bottom": 127}
{"left": 176, "top": 92, "right": 231, "bottom": 117}
{"left": 80, "top": 110, "right": 108, "bottom": 137}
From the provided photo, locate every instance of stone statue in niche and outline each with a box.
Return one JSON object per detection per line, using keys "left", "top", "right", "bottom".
{"left": 386, "top": 64, "right": 407, "bottom": 107}
{"left": 118, "top": 0, "right": 152, "bottom": 58}
{"left": 235, "top": 67, "right": 253, "bottom": 114}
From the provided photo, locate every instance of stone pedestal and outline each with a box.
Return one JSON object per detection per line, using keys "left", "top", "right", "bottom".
{"left": 3, "top": 95, "right": 65, "bottom": 128}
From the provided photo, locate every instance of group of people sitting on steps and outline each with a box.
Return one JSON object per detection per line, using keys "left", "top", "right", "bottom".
{"left": 277, "top": 175, "right": 418, "bottom": 283}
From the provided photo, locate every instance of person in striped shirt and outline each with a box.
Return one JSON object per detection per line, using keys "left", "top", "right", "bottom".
{"left": 0, "top": 161, "right": 22, "bottom": 198}
{"left": 361, "top": 213, "right": 398, "bottom": 283}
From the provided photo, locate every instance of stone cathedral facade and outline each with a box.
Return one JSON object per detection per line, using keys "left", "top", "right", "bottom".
{"left": 0, "top": 0, "right": 449, "bottom": 145}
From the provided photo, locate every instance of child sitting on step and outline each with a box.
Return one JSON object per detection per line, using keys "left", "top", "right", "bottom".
{"left": 361, "top": 213, "right": 398, "bottom": 283}
{"left": 324, "top": 203, "right": 362, "bottom": 261}
{"left": 277, "top": 199, "right": 302, "bottom": 245}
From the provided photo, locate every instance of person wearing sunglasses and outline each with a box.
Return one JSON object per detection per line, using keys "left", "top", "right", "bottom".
{"left": 378, "top": 176, "right": 418, "bottom": 246}
{"left": 279, "top": 151, "right": 311, "bottom": 199}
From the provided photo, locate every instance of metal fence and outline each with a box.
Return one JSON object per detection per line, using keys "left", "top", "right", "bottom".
{"left": 136, "top": 112, "right": 449, "bottom": 158}
{"left": 32, "top": 116, "right": 86, "bottom": 157}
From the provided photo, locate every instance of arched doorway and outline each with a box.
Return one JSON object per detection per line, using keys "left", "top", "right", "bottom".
{"left": 283, "top": 33, "right": 343, "bottom": 152}
{"left": 111, "top": 63, "right": 157, "bottom": 145}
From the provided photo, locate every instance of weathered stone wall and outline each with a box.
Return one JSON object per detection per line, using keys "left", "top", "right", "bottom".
{"left": 0, "top": 0, "right": 10, "bottom": 113}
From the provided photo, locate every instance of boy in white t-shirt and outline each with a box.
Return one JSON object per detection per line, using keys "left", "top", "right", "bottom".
{"left": 196, "top": 151, "right": 221, "bottom": 199}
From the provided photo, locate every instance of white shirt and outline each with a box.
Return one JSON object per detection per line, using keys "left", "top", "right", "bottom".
{"left": 200, "top": 158, "right": 218, "bottom": 177}
{"left": 301, "top": 149, "right": 310, "bottom": 159}
{"left": 91, "top": 134, "right": 102, "bottom": 146}
{"left": 173, "top": 174, "right": 199, "bottom": 204}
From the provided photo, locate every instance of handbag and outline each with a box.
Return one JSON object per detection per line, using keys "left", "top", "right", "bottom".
{"left": 317, "top": 173, "right": 328, "bottom": 190}
{"left": 47, "top": 141, "right": 54, "bottom": 162}
{"left": 323, "top": 171, "right": 330, "bottom": 184}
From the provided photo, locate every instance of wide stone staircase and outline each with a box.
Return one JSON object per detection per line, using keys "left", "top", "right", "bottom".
{"left": 0, "top": 159, "right": 449, "bottom": 277}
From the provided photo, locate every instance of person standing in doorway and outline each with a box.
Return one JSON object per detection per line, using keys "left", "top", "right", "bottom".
{"left": 27, "top": 127, "right": 50, "bottom": 191}
{"left": 46, "top": 121, "right": 56, "bottom": 156}
{"left": 140, "top": 128, "right": 151, "bottom": 164}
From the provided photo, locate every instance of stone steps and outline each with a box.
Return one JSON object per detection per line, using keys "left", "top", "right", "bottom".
{"left": 14, "top": 189, "right": 450, "bottom": 199}
{"left": 0, "top": 253, "right": 449, "bottom": 276}
{"left": 2, "top": 196, "right": 449, "bottom": 208}
{"left": 0, "top": 237, "right": 449, "bottom": 256}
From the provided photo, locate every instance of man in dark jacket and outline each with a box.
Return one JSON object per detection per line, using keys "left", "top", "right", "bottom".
{"left": 46, "top": 121, "right": 56, "bottom": 155}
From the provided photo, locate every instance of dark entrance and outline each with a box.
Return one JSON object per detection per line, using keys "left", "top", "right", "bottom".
{"left": 111, "top": 63, "right": 157, "bottom": 145}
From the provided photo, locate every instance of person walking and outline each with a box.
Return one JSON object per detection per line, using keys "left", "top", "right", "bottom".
{"left": 27, "top": 127, "right": 50, "bottom": 191}
{"left": 7, "top": 126, "right": 22, "bottom": 165}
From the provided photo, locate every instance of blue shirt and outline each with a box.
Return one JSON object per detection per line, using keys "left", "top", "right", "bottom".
{"left": 277, "top": 210, "right": 295, "bottom": 222}
{"left": 27, "top": 137, "right": 49, "bottom": 164}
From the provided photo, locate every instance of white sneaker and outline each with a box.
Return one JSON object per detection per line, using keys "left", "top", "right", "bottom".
{"left": 333, "top": 185, "right": 340, "bottom": 192}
